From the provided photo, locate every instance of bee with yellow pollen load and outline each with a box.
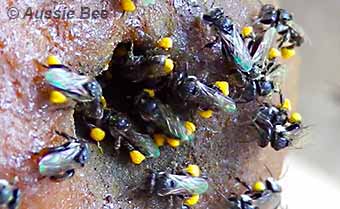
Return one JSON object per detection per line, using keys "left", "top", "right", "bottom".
{"left": 148, "top": 164, "right": 208, "bottom": 209}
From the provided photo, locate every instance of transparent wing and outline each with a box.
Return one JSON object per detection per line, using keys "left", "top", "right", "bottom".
{"left": 45, "top": 67, "right": 93, "bottom": 101}
{"left": 286, "top": 125, "right": 311, "bottom": 148}
{"left": 287, "top": 21, "right": 312, "bottom": 45}
{"left": 128, "top": 130, "right": 160, "bottom": 158}
{"left": 168, "top": 174, "right": 209, "bottom": 195}
{"left": 252, "top": 28, "right": 277, "bottom": 66}
{"left": 157, "top": 102, "right": 194, "bottom": 142}
{"left": 220, "top": 25, "right": 253, "bottom": 72}
{"left": 253, "top": 191, "right": 282, "bottom": 209}
{"left": 39, "top": 143, "right": 81, "bottom": 175}
{"left": 266, "top": 64, "right": 288, "bottom": 92}
{"left": 195, "top": 80, "right": 237, "bottom": 114}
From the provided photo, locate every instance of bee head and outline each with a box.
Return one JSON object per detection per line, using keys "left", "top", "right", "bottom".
{"left": 85, "top": 80, "right": 102, "bottom": 99}
{"left": 75, "top": 143, "right": 90, "bottom": 166}
{"left": 278, "top": 8, "right": 293, "bottom": 22}
{"left": 203, "top": 8, "right": 224, "bottom": 23}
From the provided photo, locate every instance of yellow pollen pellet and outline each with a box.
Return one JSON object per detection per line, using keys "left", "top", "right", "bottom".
{"left": 214, "top": 81, "right": 229, "bottom": 96}
{"left": 100, "top": 96, "right": 107, "bottom": 108}
{"left": 153, "top": 134, "right": 166, "bottom": 147}
{"left": 198, "top": 109, "right": 213, "bottom": 119}
{"left": 268, "top": 48, "right": 281, "bottom": 60}
{"left": 289, "top": 112, "right": 302, "bottom": 124}
{"left": 121, "top": 0, "right": 136, "bottom": 12}
{"left": 47, "top": 55, "right": 61, "bottom": 66}
{"left": 49, "top": 90, "right": 67, "bottom": 104}
{"left": 163, "top": 58, "right": 174, "bottom": 74}
{"left": 158, "top": 37, "right": 173, "bottom": 50}
{"left": 90, "top": 127, "right": 106, "bottom": 142}
{"left": 185, "top": 164, "right": 201, "bottom": 177}
{"left": 143, "top": 88, "right": 155, "bottom": 98}
{"left": 184, "top": 194, "right": 200, "bottom": 206}
{"left": 280, "top": 98, "right": 292, "bottom": 111}
{"left": 241, "top": 26, "right": 253, "bottom": 38}
{"left": 252, "top": 181, "right": 266, "bottom": 192}
{"left": 184, "top": 121, "right": 196, "bottom": 135}
{"left": 129, "top": 150, "right": 146, "bottom": 164}
{"left": 281, "top": 47, "right": 296, "bottom": 59}
{"left": 166, "top": 138, "right": 181, "bottom": 148}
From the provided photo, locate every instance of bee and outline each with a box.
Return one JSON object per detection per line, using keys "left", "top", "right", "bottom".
{"left": 0, "top": 179, "right": 21, "bottom": 209}
{"left": 134, "top": 92, "right": 194, "bottom": 142}
{"left": 148, "top": 169, "right": 208, "bottom": 209}
{"left": 213, "top": 177, "right": 282, "bottom": 209}
{"left": 252, "top": 94, "right": 307, "bottom": 151}
{"left": 254, "top": 3, "right": 306, "bottom": 50}
{"left": 44, "top": 63, "right": 104, "bottom": 119}
{"left": 34, "top": 131, "right": 90, "bottom": 181}
{"left": 111, "top": 42, "right": 174, "bottom": 82}
{"left": 104, "top": 108, "right": 160, "bottom": 159}
{"left": 232, "top": 62, "right": 287, "bottom": 103}
{"left": 203, "top": 9, "right": 276, "bottom": 74}
{"left": 231, "top": 178, "right": 282, "bottom": 209}
{"left": 169, "top": 72, "right": 237, "bottom": 114}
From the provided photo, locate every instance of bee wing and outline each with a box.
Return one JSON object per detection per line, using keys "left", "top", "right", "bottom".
{"left": 286, "top": 125, "right": 311, "bottom": 148}
{"left": 195, "top": 81, "right": 237, "bottom": 114}
{"left": 287, "top": 21, "right": 312, "bottom": 45}
{"left": 39, "top": 143, "right": 81, "bottom": 175}
{"left": 157, "top": 103, "right": 193, "bottom": 142}
{"left": 252, "top": 28, "right": 277, "bottom": 66}
{"left": 253, "top": 191, "right": 282, "bottom": 209}
{"left": 266, "top": 64, "right": 288, "bottom": 92}
{"left": 127, "top": 130, "right": 160, "bottom": 158}
{"left": 168, "top": 174, "right": 209, "bottom": 195}
{"left": 45, "top": 67, "right": 93, "bottom": 101}
{"left": 220, "top": 25, "right": 253, "bottom": 72}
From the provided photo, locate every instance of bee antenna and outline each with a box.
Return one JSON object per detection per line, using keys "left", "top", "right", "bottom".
{"left": 264, "top": 164, "right": 274, "bottom": 178}
{"left": 256, "top": 0, "right": 265, "bottom": 6}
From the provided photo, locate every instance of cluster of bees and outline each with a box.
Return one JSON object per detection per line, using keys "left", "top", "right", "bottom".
{"left": 0, "top": 3, "right": 307, "bottom": 209}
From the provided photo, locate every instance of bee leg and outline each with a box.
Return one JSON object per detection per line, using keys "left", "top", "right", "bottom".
{"left": 48, "top": 103, "right": 75, "bottom": 112}
{"left": 50, "top": 169, "right": 75, "bottom": 181}
{"left": 54, "top": 130, "right": 78, "bottom": 141}
{"left": 114, "top": 136, "right": 122, "bottom": 151}
{"left": 168, "top": 195, "right": 174, "bottom": 209}
{"left": 235, "top": 177, "right": 252, "bottom": 192}
{"left": 204, "top": 36, "right": 220, "bottom": 49}
{"left": 278, "top": 31, "right": 291, "bottom": 48}
{"left": 7, "top": 188, "right": 21, "bottom": 209}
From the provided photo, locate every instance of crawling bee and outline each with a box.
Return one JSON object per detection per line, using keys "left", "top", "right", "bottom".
{"left": 0, "top": 179, "right": 21, "bottom": 209}
{"left": 253, "top": 95, "right": 306, "bottom": 150}
{"left": 212, "top": 177, "right": 282, "bottom": 209}
{"left": 169, "top": 72, "right": 237, "bottom": 114}
{"left": 44, "top": 60, "right": 104, "bottom": 119}
{"left": 34, "top": 131, "right": 90, "bottom": 181}
{"left": 229, "top": 177, "right": 282, "bottom": 209}
{"left": 231, "top": 62, "right": 287, "bottom": 103}
{"left": 254, "top": 3, "right": 306, "bottom": 51}
{"left": 148, "top": 165, "right": 208, "bottom": 208}
{"left": 111, "top": 41, "right": 174, "bottom": 82}
{"left": 103, "top": 108, "right": 160, "bottom": 159}
{"left": 134, "top": 92, "right": 194, "bottom": 142}
{"left": 203, "top": 9, "right": 276, "bottom": 74}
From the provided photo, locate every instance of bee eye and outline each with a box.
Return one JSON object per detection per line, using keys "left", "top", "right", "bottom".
{"left": 116, "top": 118, "right": 130, "bottom": 130}
{"left": 260, "top": 81, "right": 274, "bottom": 95}
{"left": 279, "top": 9, "right": 293, "bottom": 21}
{"left": 86, "top": 81, "right": 102, "bottom": 98}
{"left": 183, "top": 81, "right": 197, "bottom": 96}
{"left": 271, "top": 137, "right": 289, "bottom": 151}
{"left": 166, "top": 179, "right": 176, "bottom": 189}
{"left": 144, "top": 101, "right": 157, "bottom": 114}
